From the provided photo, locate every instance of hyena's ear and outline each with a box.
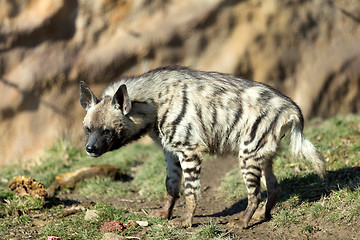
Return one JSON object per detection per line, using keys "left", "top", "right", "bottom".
{"left": 112, "top": 84, "right": 132, "bottom": 115}
{"left": 80, "top": 81, "right": 99, "bottom": 110}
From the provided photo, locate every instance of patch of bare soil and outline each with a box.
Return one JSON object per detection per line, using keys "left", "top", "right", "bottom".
{"left": 58, "top": 156, "right": 360, "bottom": 240}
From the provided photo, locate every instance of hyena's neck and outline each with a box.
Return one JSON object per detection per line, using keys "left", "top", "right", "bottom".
{"left": 103, "top": 72, "right": 164, "bottom": 142}
{"left": 110, "top": 101, "right": 157, "bottom": 150}
{"left": 128, "top": 101, "right": 157, "bottom": 132}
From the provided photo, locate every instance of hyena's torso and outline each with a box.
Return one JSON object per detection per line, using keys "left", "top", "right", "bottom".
{"left": 81, "top": 66, "right": 326, "bottom": 228}
{"left": 104, "top": 66, "right": 300, "bottom": 155}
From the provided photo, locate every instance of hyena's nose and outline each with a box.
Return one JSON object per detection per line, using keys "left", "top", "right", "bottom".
{"left": 86, "top": 144, "right": 97, "bottom": 153}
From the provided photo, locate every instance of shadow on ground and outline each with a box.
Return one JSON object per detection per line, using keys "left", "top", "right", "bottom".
{"left": 199, "top": 166, "right": 360, "bottom": 219}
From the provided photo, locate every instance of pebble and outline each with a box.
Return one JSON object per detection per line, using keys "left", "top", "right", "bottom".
{"left": 84, "top": 209, "right": 99, "bottom": 220}
{"left": 101, "top": 232, "right": 126, "bottom": 240}
{"left": 136, "top": 220, "right": 149, "bottom": 227}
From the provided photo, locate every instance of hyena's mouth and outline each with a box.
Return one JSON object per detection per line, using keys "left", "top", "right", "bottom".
{"left": 85, "top": 151, "right": 103, "bottom": 158}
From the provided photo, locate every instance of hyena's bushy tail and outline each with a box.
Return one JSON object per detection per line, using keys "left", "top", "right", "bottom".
{"left": 289, "top": 115, "right": 327, "bottom": 179}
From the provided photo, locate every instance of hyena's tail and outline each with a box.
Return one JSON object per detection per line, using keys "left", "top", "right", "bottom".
{"left": 289, "top": 115, "right": 327, "bottom": 179}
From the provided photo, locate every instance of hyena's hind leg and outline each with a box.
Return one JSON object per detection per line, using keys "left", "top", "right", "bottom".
{"left": 253, "top": 159, "right": 281, "bottom": 221}
{"left": 151, "top": 150, "right": 182, "bottom": 219}
{"left": 229, "top": 155, "right": 263, "bottom": 228}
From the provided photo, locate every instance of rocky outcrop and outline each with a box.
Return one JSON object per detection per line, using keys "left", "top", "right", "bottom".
{"left": 0, "top": 0, "right": 359, "bottom": 165}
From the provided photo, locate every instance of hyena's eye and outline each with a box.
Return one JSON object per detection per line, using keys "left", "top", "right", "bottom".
{"left": 84, "top": 127, "right": 91, "bottom": 135}
{"left": 102, "top": 129, "right": 111, "bottom": 136}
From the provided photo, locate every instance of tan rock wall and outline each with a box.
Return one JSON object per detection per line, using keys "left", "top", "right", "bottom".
{"left": 0, "top": 0, "right": 359, "bottom": 165}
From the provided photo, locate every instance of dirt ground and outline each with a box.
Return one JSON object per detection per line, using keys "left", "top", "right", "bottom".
{"left": 56, "top": 156, "right": 360, "bottom": 240}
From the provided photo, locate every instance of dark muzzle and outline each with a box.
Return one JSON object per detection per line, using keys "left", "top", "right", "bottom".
{"left": 85, "top": 132, "right": 103, "bottom": 157}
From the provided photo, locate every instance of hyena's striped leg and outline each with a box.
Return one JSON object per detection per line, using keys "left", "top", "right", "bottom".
{"left": 170, "top": 152, "right": 202, "bottom": 228}
{"left": 230, "top": 156, "right": 262, "bottom": 228}
{"left": 151, "top": 151, "right": 182, "bottom": 219}
{"left": 254, "top": 161, "right": 280, "bottom": 220}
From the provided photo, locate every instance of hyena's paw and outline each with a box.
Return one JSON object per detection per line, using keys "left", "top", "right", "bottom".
{"left": 252, "top": 207, "right": 272, "bottom": 221}
{"left": 252, "top": 207, "right": 267, "bottom": 221}
{"left": 150, "top": 209, "right": 170, "bottom": 219}
{"left": 169, "top": 216, "right": 192, "bottom": 228}
{"left": 226, "top": 219, "right": 248, "bottom": 229}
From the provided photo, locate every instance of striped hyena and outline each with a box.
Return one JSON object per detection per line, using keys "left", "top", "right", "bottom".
{"left": 80, "top": 66, "right": 326, "bottom": 228}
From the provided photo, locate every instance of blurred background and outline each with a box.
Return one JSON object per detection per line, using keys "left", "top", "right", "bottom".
{"left": 0, "top": 0, "right": 359, "bottom": 166}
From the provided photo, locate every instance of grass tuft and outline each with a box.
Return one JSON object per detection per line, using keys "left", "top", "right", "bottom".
{"left": 192, "top": 221, "right": 231, "bottom": 240}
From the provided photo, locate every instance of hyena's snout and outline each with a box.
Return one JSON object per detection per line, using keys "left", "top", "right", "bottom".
{"left": 85, "top": 141, "right": 97, "bottom": 155}
{"left": 85, "top": 132, "right": 106, "bottom": 157}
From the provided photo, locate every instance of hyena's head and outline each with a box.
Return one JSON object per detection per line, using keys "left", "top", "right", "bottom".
{"left": 79, "top": 81, "right": 132, "bottom": 157}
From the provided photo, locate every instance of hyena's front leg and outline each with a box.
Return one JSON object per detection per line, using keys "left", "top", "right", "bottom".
{"left": 170, "top": 152, "right": 202, "bottom": 228}
{"left": 151, "top": 151, "right": 182, "bottom": 219}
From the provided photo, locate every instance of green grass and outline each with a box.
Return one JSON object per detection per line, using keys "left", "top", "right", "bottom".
{"left": 39, "top": 202, "right": 164, "bottom": 239}
{"left": 192, "top": 221, "right": 233, "bottom": 240}
{"left": 0, "top": 114, "right": 360, "bottom": 239}
{"left": 1, "top": 140, "right": 134, "bottom": 182}
{"left": 132, "top": 148, "right": 167, "bottom": 200}
{"left": 0, "top": 140, "right": 165, "bottom": 196}
{"left": 0, "top": 140, "right": 168, "bottom": 239}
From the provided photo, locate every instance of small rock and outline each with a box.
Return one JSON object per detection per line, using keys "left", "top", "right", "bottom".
{"left": 58, "top": 205, "right": 84, "bottom": 218}
{"left": 0, "top": 177, "right": 8, "bottom": 183}
{"left": 135, "top": 220, "right": 149, "bottom": 227}
{"left": 48, "top": 237, "right": 62, "bottom": 240}
{"left": 32, "top": 219, "right": 48, "bottom": 227}
{"left": 84, "top": 209, "right": 99, "bottom": 221}
{"left": 101, "top": 232, "right": 126, "bottom": 240}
